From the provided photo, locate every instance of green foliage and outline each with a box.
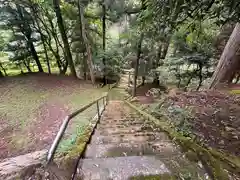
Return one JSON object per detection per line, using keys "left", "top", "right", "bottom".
{"left": 167, "top": 105, "right": 193, "bottom": 137}
{"left": 94, "top": 42, "right": 124, "bottom": 78}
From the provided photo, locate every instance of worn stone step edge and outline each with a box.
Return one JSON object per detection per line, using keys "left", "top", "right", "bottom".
{"left": 76, "top": 156, "right": 171, "bottom": 180}
{"left": 95, "top": 130, "right": 163, "bottom": 136}
{"left": 90, "top": 133, "right": 170, "bottom": 145}
{"left": 84, "top": 142, "right": 180, "bottom": 158}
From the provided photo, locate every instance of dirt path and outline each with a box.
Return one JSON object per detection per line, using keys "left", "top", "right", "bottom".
{"left": 75, "top": 101, "right": 207, "bottom": 179}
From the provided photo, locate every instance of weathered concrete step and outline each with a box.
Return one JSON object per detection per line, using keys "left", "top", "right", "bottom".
{"left": 98, "top": 121, "right": 146, "bottom": 128}
{"left": 84, "top": 142, "right": 179, "bottom": 158}
{"left": 97, "top": 124, "right": 141, "bottom": 129}
{"left": 99, "top": 118, "right": 144, "bottom": 124}
{"left": 97, "top": 123, "right": 154, "bottom": 132}
{"left": 90, "top": 132, "right": 170, "bottom": 145}
{"left": 96, "top": 130, "right": 164, "bottom": 137}
{"left": 95, "top": 127, "right": 146, "bottom": 135}
{"left": 77, "top": 156, "right": 171, "bottom": 180}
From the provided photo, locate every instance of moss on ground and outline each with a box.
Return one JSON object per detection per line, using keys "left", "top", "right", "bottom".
{"left": 230, "top": 89, "right": 240, "bottom": 94}
{"left": 129, "top": 174, "right": 176, "bottom": 180}
{"left": 125, "top": 101, "right": 240, "bottom": 180}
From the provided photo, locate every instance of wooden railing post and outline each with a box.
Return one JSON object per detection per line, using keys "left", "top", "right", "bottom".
{"left": 96, "top": 100, "right": 100, "bottom": 120}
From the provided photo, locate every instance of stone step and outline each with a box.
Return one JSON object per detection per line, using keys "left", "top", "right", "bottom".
{"left": 98, "top": 121, "right": 145, "bottom": 127}
{"left": 97, "top": 130, "right": 164, "bottom": 137}
{"left": 90, "top": 131, "right": 170, "bottom": 145}
{"left": 96, "top": 123, "right": 154, "bottom": 132}
{"left": 95, "top": 127, "right": 144, "bottom": 135}
{"left": 76, "top": 156, "right": 171, "bottom": 180}
{"left": 100, "top": 117, "right": 144, "bottom": 123}
{"left": 84, "top": 142, "right": 179, "bottom": 158}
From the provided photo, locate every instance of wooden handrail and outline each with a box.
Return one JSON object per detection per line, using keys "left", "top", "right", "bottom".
{"left": 47, "top": 92, "right": 108, "bottom": 163}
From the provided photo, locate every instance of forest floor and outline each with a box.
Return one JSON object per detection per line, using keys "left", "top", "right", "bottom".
{"left": 132, "top": 84, "right": 240, "bottom": 157}
{"left": 0, "top": 73, "right": 106, "bottom": 161}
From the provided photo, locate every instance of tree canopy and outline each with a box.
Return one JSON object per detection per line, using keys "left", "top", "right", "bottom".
{"left": 0, "top": 0, "right": 239, "bottom": 89}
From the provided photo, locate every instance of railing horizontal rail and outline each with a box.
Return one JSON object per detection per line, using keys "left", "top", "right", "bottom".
{"left": 47, "top": 92, "right": 108, "bottom": 163}
{"left": 68, "top": 93, "right": 107, "bottom": 119}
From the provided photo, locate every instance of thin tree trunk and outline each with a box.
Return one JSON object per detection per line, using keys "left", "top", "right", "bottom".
{"left": 209, "top": 23, "right": 240, "bottom": 89}
{"left": 0, "top": 70, "right": 3, "bottom": 77}
{"left": 132, "top": 34, "right": 144, "bottom": 97}
{"left": 23, "top": 61, "right": 32, "bottom": 72}
{"left": 141, "top": 76, "right": 145, "bottom": 86}
{"left": 18, "top": 64, "right": 24, "bottom": 74}
{"left": 43, "top": 42, "right": 51, "bottom": 74}
{"left": 0, "top": 62, "right": 7, "bottom": 76}
{"left": 16, "top": 4, "right": 43, "bottom": 73}
{"left": 161, "top": 40, "right": 170, "bottom": 59}
{"left": 102, "top": 0, "right": 107, "bottom": 85}
{"left": 37, "top": 27, "right": 51, "bottom": 74}
{"left": 38, "top": 15, "right": 63, "bottom": 74}
{"left": 45, "top": 37, "right": 64, "bottom": 74}
{"left": 78, "top": 1, "right": 95, "bottom": 84}
{"left": 62, "top": 58, "right": 69, "bottom": 74}
{"left": 197, "top": 64, "right": 203, "bottom": 90}
{"left": 153, "top": 44, "right": 162, "bottom": 84}
{"left": 83, "top": 52, "right": 88, "bottom": 80}
{"left": 172, "top": 45, "right": 177, "bottom": 56}
{"left": 53, "top": 0, "right": 77, "bottom": 77}
{"left": 30, "top": 2, "right": 51, "bottom": 74}
{"left": 28, "top": 41, "right": 43, "bottom": 72}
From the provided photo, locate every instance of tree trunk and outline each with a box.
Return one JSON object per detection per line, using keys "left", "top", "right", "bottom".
{"left": 153, "top": 44, "right": 162, "bottom": 84}
{"left": 38, "top": 10, "right": 67, "bottom": 74}
{"left": 197, "top": 63, "right": 203, "bottom": 90}
{"left": 0, "top": 62, "right": 7, "bottom": 76}
{"left": 62, "top": 58, "right": 69, "bottom": 74}
{"left": 16, "top": 4, "right": 43, "bottom": 73}
{"left": 37, "top": 26, "right": 51, "bottom": 74}
{"left": 28, "top": 41, "right": 43, "bottom": 72}
{"left": 45, "top": 36, "right": 64, "bottom": 74}
{"left": 23, "top": 61, "right": 32, "bottom": 72}
{"left": 53, "top": 0, "right": 77, "bottom": 77}
{"left": 83, "top": 52, "right": 88, "bottom": 80}
{"left": 161, "top": 40, "right": 170, "bottom": 59}
{"left": 102, "top": 0, "right": 107, "bottom": 85}
{"left": 43, "top": 42, "right": 51, "bottom": 74}
{"left": 30, "top": 2, "right": 51, "bottom": 74}
{"left": 0, "top": 70, "right": 3, "bottom": 77}
{"left": 141, "top": 76, "right": 145, "bottom": 86}
{"left": 38, "top": 16, "right": 62, "bottom": 74}
{"left": 132, "top": 34, "right": 143, "bottom": 97}
{"left": 78, "top": 1, "right": 95, "bottom": 84}
{"left": 209, "top": 23, "right": 240, "bottom": 89}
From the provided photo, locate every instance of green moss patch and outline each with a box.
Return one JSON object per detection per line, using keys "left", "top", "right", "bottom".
{"left": 129, "top": 174, "right": 176, "bottom": 180}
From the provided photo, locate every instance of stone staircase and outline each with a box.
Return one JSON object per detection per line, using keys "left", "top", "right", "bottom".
{"left": 74, "top": 101, "right": 207, "bottom": 180}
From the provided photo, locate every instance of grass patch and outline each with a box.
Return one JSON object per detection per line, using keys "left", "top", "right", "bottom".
{"left": 0, "top": 74, "right": 107, "bottom": 159}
